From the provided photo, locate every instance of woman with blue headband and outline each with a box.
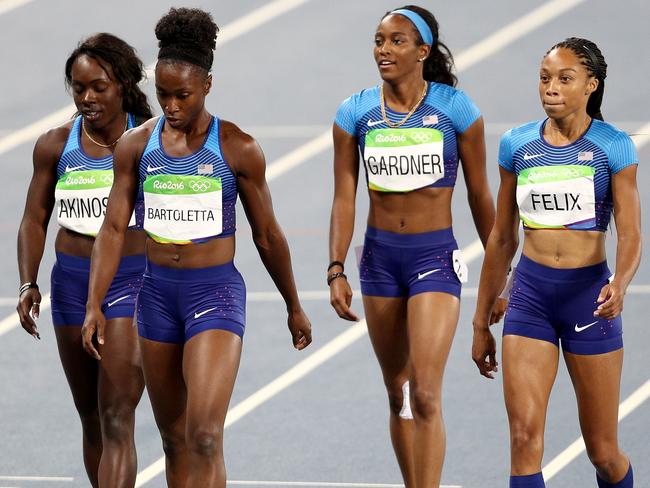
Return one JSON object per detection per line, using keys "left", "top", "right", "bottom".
{"left": 328, "top": 5, "right": 498, "bottom": 486}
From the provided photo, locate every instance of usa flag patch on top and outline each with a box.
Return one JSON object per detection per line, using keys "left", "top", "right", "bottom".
{"left": 422, "top": 115, "right": 438, "bottom": 126}
{"left": 578, "top": 151, "right": 593, "bottom": 161}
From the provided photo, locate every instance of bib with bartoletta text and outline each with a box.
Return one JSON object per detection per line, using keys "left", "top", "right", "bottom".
{"left": 363, "top": 128, "right": 444, "bottom": 192}
{"left": 143, "top": 174, "right": 222, "bottom": 244}
{"left": 516, "top": 165, "right": 596, "bottom": 229}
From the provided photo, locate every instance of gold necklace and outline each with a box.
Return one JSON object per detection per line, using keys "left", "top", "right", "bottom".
{"left": 380, "top": 82, "right": 428, "bottom": 128}
{"left": 82, "top": 114, "right": 128, "bottom": 148}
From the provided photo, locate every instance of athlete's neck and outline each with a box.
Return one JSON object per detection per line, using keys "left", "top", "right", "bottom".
{"left": 383, "top": 75, "right": 427, "bottom": 112}
{"left": 544, "top": 111, "right": 591, "bottom": 145}
{"left": 83, "top": 110, "right": 128, "bottom": 146}
{"left": 173, "top": 110, "right": 212, "bottom": 136}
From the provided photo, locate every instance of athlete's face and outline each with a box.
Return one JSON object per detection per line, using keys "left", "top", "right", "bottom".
{"left": 539, "top": 47, "right": 598, "bottom": 120}
{"left": 155, "top": 61, "right": 212, "bottom": 130}
{"left": 374, "top": 14, "right": 430, "bottom": 82}
{"left": 70, "top": 55, "right": 124, "bottom": 129}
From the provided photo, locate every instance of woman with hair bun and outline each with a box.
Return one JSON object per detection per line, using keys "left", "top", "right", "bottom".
{"left": 16, "top": 33, "right": 153, "bottom": 487}
{"left": 472, "top": 38, "right": 640, "bottom": 488}
{"left": 328, "top": 5, "right": 496, "bottom": 487}
{"left": 81, "top": 8, "right": 312, "bottom": 487}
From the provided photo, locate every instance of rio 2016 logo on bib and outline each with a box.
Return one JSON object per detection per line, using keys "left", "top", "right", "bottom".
{"left": 143, "top": 174, "right": 223, "bottom": 244}
{"left": 54, "top": 169, "right": 135, "bottom": 236}
{"left": 363, "top": 128, "right": 445, "bottom": 192}
{"left": 516, "top": 165, "right": 596, "bottom": 229}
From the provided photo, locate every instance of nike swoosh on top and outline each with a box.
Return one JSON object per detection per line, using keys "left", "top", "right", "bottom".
{"left": 194, "top": 307, "right": 218, "bottom": 319}
{"left": 418, "top": 269, "right": 441, "bottom": 280}
{"left": 523, "top": 153, "right": 545, "bottom": 160}
{"left": 147, "top": 165, "right": 165, "bottom": 172}
{"left": 367, "top": 119, "right": 384, "bottom": 127}
{"left": 65, "top": 165, "right": 85, "bottom": 173}
{"left": 107, "top": 295, "right": 130, "bottom": 308}
{"left": 574, "top": 320, "right": 599, "bottom": 333}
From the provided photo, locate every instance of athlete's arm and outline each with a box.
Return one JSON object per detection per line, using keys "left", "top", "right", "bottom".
{"left": 16, "top": 128, "right": 66, "bottom": 339}
{"left": 328, "top": 124, "right": 361, "bottom": 321}
{"left": 595, "top": 164, "right": 641, "bottom": 320}
{"left": 471, "top": 167, "right": 519, "bottom": 378}
{"left": 82, "top": 128, "right": 144, "bottom": 359}
{"left": 224, "top": 123, "right": 312, "bottom": 350}
{"left": 458, "top": 117, "right": 495, "bottom": 246}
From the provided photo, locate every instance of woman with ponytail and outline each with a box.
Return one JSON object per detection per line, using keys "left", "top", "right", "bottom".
{"left": 472, "top": 38, "right": 640, "bottom": 488}
{"left": 328, "top": 5, "right": 496, "bottom": 486}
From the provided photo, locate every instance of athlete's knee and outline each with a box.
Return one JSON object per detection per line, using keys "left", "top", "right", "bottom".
{"left": 586, "top": 441, "right": 622, "bottom": 474}
{"left": 509, "top": 421, "right": 543, "bottom": 457}
{"left": 410, "top": 385, "right": 441, "bottom": 421}
{"left": 100, "top": 405, "right": 135, "bottom": 443}
{"left": 160, "top": 429, "right": 186, "bottom": 459}
{"left": 77, "top": 408, "right": 102, "bottom": 444}
{"left": 385, "top": 383, "right": 405, "bottom": 416}
{"left": 187, "top": 427, "right": 223, "bottom": 459}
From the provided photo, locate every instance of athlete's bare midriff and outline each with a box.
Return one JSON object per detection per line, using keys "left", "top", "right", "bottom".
{"left": 522, "top": 228, "right": 606, "bottom": 269}
{"left": 55, "top": 227, "right": 146, "bottom": 258}
{"left": 367, "top": 186, "right": 453, "bottom": 233}
{"left": 145, "top": 234, "right": 236, "bottom": 268}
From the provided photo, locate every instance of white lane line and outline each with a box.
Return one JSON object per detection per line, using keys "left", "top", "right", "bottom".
{"left": 0, "top": 475, "right": 72, "bottom": 481}
{"left": 0, "top": 0, "right": 34, "bottom": 16}
{"left": 227, "top": 482, "right": 461, "bottom": 488}
{"left": 0, "top": 0, "right": 312, "bottom": 157}
{"left": 0, "top": 293, "right": 50, "bottom": 338}
{"left": 266, "top": 131, "right": 331, "bottom": 180}
{"left": 542, "top": 379, "right": 650, "bottom": 481}
{"left": 454, "top": 0, "right": 586, "bottom": 71}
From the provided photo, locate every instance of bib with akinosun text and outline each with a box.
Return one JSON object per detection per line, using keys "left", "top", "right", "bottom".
{"left": 55, "top": 170, "right": 135, "bottom": 236}
{"left": 363, "top": 128, "right": 444, "bottom": 192}
{"left": 516, "top": 165, "right": 596, "bottom": 229}
{"left": 143, "top": 174, "right": 222, "bottom": 244}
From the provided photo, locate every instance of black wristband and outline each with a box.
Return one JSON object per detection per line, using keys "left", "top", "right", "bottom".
{"left": 19, "top": 282, "right": 38, "bottom": 296}
{"left": 327, "top": 260, "right": 345, "bottom": 272}
{"left": 327, "top": 272, "right": 347, "bottom": 286}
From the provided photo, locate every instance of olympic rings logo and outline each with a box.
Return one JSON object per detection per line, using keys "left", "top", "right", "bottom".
{"left": 190, "top": 181, "right": 210, "bottom": 192}
{"left": 411, "top": 132, "right": 432, "bottom": 144}
{"left": 100, "top": 174, "right": 114, "bottom": 185}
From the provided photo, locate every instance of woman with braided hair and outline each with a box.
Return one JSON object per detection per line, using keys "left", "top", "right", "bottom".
{"left": 472, "top": 38, "right": 640, "bottom": 487}
{"left": 16, "top": 33, "right": 153, "bottom": 487}
{"left": 81, "top": 8, "right": 312, "bottom": 488}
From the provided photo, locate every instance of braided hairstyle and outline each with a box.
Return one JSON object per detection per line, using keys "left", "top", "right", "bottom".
{"left": 548, "top": 37, "right": 607, "bottom": 120}
{"left": 155, "top": 7, "right": 219, "bottom": 76}
{"left": 65, "top": 33, "right": 153, "bottom": 122}
{"left": 384, "top": 5, "right": 457, "bottom": 87}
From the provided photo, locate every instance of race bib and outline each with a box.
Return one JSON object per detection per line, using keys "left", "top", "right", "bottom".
{"left": 517, "top": 165, "right": 596, "bottom": 229}
{"left": 55, "top": 170, "right": 135, "bottom": 236}
{"left": 143, "top": 174, "right": 222, "bottom": 244}
{"left": 363, "top": 128, "right": 444, "bottom": 192}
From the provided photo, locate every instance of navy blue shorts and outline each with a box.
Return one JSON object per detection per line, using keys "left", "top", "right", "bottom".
{"left": 50, "top": 253, "right": 145, "bottom": 326}
{"left": 358, "top": 226, "right": 462, "bottom": 298}
{"left": 504, "top": 255, "right": 622, "bottom": 355}
{"left": 137, "top": 260, "right": 246, "bottom": 343}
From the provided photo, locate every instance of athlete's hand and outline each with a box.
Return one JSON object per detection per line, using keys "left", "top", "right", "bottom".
{"left": 329, "top": 277, "right": 360, "bottom": 322}
{"left": 472, "top": 325, "right": 498, "bottom": 379}
{"left": 288, "top": 308, "right": 312, "bottom": 350}
{"left": 81, "top": 306, "right": 106, "bottom": 360}
{"left": 489, "top": 297, "right": 508, "bottom": 325}
{"left": 594, "top": 281, "right": 624, "bottom": 320}
{"left": 17, "top": 288, "right": 41, "bottom": 340}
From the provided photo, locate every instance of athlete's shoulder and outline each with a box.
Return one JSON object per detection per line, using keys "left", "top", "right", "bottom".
{"left": 587, "top": 119, "right": 639, "bottom": 172}
{"left": 426, "top": 82, "right": 481, "bottom": 133}
{"left": 220, "top": 118, "right": 263, "bottom": 175}
{"left": 507, "top": 120, "right": 544, "bottom": 150}
{"left": 121, "top": 116, "right": 158, "bottom": 145}
{"left": 33, "top": 118, "right": 75, "bottom": 162}
{"left": 585, "top": 119, "right": 632, "bottom": 149}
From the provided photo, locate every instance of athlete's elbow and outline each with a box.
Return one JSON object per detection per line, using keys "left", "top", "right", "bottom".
{"left": 252, "top": 224, "right": 285, "bottom": 252}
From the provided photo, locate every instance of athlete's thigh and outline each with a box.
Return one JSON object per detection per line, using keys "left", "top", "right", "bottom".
{"left": 406, "top": 292, "right": 459, "bottom": 386}
{"left": 139, "top": 337, "right": 186, "bottom": 430}
{"left": 54, "top": 326, "right": 99, "bottom": 413}
{"left": 503, "top": 335, "right": 559, "bottom": 422}
{"left": 563, "top": 349, "right": 623, "bottom": 446}
{"left": 362, "top": 295, "right": 409, "bottom": 380}
{"left": 98, "top": 316, "right": 144, "bottom": 407}
{"left": 182, "top": 330, "right": 242, "bottom": 428}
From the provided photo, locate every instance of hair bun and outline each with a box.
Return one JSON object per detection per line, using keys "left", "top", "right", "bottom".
{"left": 155, "top": 7, "right": 218, "bottom": 52}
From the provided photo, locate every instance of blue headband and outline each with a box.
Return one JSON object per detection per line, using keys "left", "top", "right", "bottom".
{"left": 391, "top": 9, "right": 434, "bottom": 46}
